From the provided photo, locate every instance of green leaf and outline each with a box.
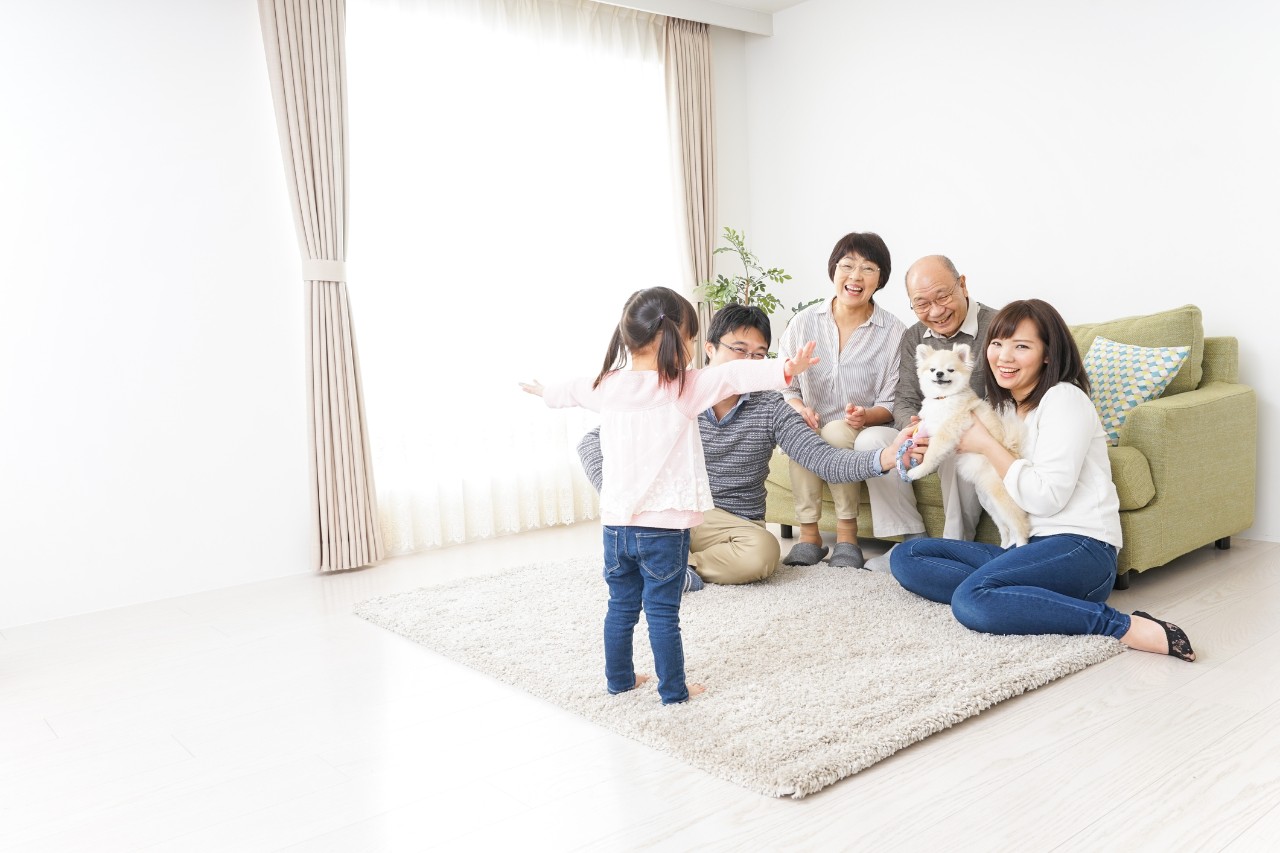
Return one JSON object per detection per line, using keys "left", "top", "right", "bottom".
{"left": 706, "top": 226, "right": 797, "bottom": 320}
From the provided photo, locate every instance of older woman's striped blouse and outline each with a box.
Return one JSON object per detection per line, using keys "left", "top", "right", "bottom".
{"left": 778, "top": 299, "right": 907, "bottom": 427}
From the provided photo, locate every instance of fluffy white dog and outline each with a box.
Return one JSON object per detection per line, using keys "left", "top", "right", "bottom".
{"left": 906, "top": 343, "right": 1031, "bottom": 548}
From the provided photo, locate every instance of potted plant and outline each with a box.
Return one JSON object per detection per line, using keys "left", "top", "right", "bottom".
{"left": 701, "top": 227, "right": 822, "bottom": 316}
{"left": 698, "top": 227, "right": 821, "bottom": 360}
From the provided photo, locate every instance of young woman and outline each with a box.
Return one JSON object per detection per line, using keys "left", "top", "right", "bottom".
{"left": 521, "top": 287, "right": 821, "bottom": 704}
{"left": 889, "top": 299, "right": 1195, "bottom": 661}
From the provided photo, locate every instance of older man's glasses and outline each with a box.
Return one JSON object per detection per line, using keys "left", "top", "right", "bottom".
{"left": 718, "top": 340, "right": 768, "bottom": 360}
{"left": 911, "top": 282, "right": 961, "bottom": 315}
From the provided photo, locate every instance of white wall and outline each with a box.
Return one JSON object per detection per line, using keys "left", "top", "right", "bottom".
{"left": 0, "top": 0, "right": 312, "bottom": 628}
{"left": 732, "top": 0, "right": 1278, "bottom": 541}
{"left": 2, "top": 0, "right": 1270, "bottom": 628}
{"left": 711, "top": 24, "right": 822, "bottom": 346}
{"left": 709, "top": 26, "right": 753, "bottom": 280}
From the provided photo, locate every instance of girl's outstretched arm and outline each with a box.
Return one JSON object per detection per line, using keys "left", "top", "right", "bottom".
{"left": 518, "top": 380, "right": 545, "bottom": 397}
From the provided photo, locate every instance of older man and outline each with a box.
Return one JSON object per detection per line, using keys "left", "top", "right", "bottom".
{"left": 857, "top": 255, "right": 997, "bottom": 570}
{"left": 578, "top": 303, "right": 907, "bottom": 589}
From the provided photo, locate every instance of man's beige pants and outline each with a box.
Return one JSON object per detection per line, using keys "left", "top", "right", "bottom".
{"left": 688, "top": 508, "right": 780, "bottom": 585}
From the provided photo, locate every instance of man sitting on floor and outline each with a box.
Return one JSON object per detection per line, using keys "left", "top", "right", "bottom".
{"left": 578, "top": 303, "right": 898, "bottom": 591}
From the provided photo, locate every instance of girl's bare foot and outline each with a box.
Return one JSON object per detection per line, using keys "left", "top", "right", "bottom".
{"left": 634, "top": 674, "right": 652, "bottom": 688}
{"left": 688, "top": 683, "right": 705, "bottom": 698}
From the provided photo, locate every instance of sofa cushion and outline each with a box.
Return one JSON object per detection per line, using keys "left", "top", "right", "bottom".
{"left": 1070, "top": 304, "right": 1203, "bottom": 396}
{"left": 1107, "top": 445, "right": 1155, "bottom": 511}
{"left": 1084, "top": 336, "right": 1190, "bottom": 444}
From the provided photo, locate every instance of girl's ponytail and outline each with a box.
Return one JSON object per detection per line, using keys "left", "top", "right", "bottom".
{"left": 593, "top": 325, "right": 627, "bottom": 389}
{"left": 597, "top": 287, "right": 699, "bottom": 392}
{"left": 653, "top": 312, "right": 689, "bottom": 395}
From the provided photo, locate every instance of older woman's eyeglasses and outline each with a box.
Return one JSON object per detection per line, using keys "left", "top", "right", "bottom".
{"left": 837, "top": 261, "right": 880, "bottom": 278}
{"left": 718, "top": 340, "right": 767, "bottom": 360}
{"left": 911, "top": 283, "right": 961, "bottom": 315}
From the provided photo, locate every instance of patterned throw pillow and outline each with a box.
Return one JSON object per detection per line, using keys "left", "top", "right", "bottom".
{"left": 1084, "top": 336, "right": 1191, "bottom": 445}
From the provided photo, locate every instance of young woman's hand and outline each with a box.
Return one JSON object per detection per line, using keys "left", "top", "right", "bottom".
{"left": 956, "top": 415, "right": 996, "bottom": 454}
{"left": 518, "top": 380, "right": 544, "bottom": 397}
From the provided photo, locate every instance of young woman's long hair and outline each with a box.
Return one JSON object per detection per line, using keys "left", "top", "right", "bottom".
{"left": 594, "top": 287, "right": 699, "bottom": 392}
{"left": 981, "top": 299, "right": 1089, "bottom": 412}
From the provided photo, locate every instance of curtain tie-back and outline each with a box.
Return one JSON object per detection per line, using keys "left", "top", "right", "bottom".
{"left": 302, "top": 258, "right": 347, "bottom": 282}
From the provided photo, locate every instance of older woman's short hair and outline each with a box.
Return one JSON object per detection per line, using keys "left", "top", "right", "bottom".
{"left": 827, "top": 232, "right": 891, "bottom": 291}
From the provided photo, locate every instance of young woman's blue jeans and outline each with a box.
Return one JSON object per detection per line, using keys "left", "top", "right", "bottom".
{"left": 890, "top": 534, "right": 1132, "bottom": 638}
{"left": 602, "top": 525, "right": 691, "bottom": 704}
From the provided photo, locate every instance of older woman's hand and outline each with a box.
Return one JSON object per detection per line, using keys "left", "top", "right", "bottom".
{"left": 844, "top": 404, "right": 869, "bottom": 430}
{"left": 787, "top": 398, "right": 820, "bottom": 431}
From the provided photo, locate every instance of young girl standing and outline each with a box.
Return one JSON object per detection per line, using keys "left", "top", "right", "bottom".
{"left": 889, "top": 299, "right": 1195, "bottom": 662}
{"left": 521, "top": 287, "right": 819, "bottom": 704}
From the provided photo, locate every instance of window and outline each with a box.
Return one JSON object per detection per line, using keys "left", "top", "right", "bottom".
{"left": 347, "top": 0, "right": 680, "bottom": 553}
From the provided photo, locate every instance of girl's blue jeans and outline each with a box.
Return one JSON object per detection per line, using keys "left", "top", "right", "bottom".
{"left": 890, "top": 534, "right": 1131, "bottom": 639}
{"left": 602, "top": 525, "right": 690, "bottom": 704}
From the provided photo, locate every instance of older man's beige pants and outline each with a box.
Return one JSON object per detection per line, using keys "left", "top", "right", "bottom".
{"left": 857, "top": 425, "right": 982, "bottom": 540}
{"left": 688, "top": 508, "right": 780, "bottom": 585}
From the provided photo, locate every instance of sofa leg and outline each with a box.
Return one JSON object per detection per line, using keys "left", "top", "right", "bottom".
{"left": 1113, "top": 570, "right": 1131, "bottom": 591}
{"left": 1215, "top": 537, "right": 1231, "bottom": 550}
{"left": 780, "top": 524, "right": 794, "bottom": 540}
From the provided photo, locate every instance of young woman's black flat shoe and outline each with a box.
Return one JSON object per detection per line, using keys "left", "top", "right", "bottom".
{"left": 1133, "top": 610, "right": 1197, "bottom": 662}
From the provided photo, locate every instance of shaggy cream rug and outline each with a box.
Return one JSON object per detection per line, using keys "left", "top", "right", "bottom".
{"left": 354, "top": 557, "right": 1123, "bottom": 798}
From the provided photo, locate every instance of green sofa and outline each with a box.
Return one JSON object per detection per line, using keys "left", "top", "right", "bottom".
{"left": 764, "top": 304, "right": 1256, "bottom": 588}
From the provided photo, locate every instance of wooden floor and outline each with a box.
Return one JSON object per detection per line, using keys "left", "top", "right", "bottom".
{"left": 2, "top": 524, "right": 1278, "bottom": 852}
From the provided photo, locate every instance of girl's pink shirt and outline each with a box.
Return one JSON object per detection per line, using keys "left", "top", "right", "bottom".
{"left": 543, "top": 359, "right": 791, "bottom": 528}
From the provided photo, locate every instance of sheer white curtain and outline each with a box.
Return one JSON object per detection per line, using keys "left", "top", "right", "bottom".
{"left": 347, "top": 0, "right": 680, "bottom": 555}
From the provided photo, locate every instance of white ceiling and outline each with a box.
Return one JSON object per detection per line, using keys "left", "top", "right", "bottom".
{"left": 715, "top": 0, "right": 808, "bottom": 11}
{"left": 614, "top": 0, "right": 809, "bottom": 35}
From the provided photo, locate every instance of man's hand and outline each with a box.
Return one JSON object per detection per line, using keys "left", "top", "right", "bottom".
{"left": 518, "top": 379, "right": 545, "bottom": 397}
{"left": 881, "top": 424, "right": 926, "bottom": 473}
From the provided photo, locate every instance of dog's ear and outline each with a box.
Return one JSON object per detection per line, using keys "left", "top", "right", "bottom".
{"left": 915, "top": 343, "right": 933, "bottom": 367}
{"left": 952, "top": 343, "right": 971, "bottom": 365}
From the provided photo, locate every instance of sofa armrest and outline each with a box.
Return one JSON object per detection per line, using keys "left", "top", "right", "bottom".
{"left": 1200, "top": 336, "right": 1239, "bottom": 385}
{"left": 1119, "top": 381, "right": 1257, "bottom": 531}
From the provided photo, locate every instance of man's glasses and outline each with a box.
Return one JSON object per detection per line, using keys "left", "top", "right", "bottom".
{"left": 718, "top": 340, "right": 768, "bottom": 360}
{"left": 911, "top": 282, "right": 960, "bottom": 315}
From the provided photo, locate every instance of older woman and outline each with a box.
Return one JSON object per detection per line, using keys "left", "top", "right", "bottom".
{"left": 777, "top": 232, "right": 910, "bottom": 568}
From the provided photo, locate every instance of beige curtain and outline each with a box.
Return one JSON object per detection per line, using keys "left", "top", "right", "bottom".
{"left": 259, "top": 0, "right": 384, "bottom": 571}
{"left": 664, "top": 17, "right": 717, "bottom": 365}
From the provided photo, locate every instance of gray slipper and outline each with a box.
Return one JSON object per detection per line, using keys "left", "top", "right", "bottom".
{"left": 782, "top": 541, "right": 829, "bottom": 566}
{"left": 828, "top": 542, "right": 866, "bottom": 569}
